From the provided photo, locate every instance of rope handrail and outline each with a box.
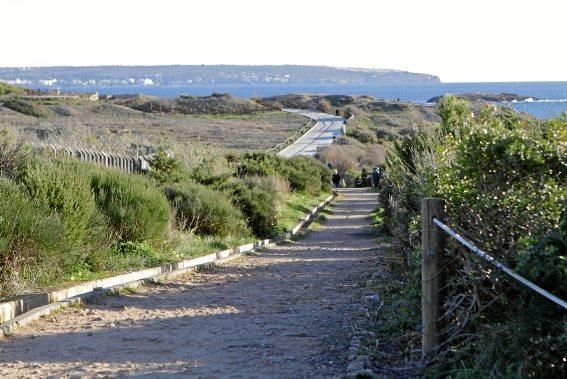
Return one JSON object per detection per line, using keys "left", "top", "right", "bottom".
{"left": 432, "top": 217, "right": 567, "bottom": 310}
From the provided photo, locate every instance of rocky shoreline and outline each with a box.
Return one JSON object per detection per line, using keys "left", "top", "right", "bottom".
{"left": 428, "top": 92, "right": 539, "bottom": 103}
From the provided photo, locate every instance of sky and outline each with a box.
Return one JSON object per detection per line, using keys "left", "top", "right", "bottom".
{"left": 2, "top": 0, "right": 566, "bottom": 82}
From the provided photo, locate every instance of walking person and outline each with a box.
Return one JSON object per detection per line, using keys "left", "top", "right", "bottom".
{"left": 371, "top": 167, "right": 381, "bottom": 187}
{"left": 331, "top": 170, "right": 341, "bottom": 189}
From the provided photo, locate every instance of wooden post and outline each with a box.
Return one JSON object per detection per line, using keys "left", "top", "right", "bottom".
{"left": 421, "top": 197, "right": 445, "bottom": 358}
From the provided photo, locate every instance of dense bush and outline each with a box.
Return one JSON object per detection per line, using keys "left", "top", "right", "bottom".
{"left": 20, "top": 159, "right": 97, "bottom": 250}
{"left": 378, "top": 96, "right": 566, "bottom": 376}
{"left": 220, "top": 153, "right": 331, "bottom": 236}
{"left": 0, "top": 134, "right": 333, "bottom": 296}
{"left": 3, "top": 98, "right": 50, "bottom": 118}
{"left": 217, "top": 178, "right": 279, "bottom": 238}
{"left": 114, "top": 241, "right": 165, "bottom": 267}
{"left": 243, "top": 174, "right": 289, "bottom": 203}
{"left": 0, "top": 129, "right": 29, "bottom": 180}
{"left": 228, "top": 152, "right": 330, "bottom": 195}
{"left": 163, "top": 181, "right": 249, "bottom": 238}
{"left": 148, "top": 150, "right": 188, "bottom": 185}
{"left": 348, "top": 127, "right": 378, "bottom": 144}
{"left": 19, "top": 159, "right": 114, "bottom": 273}
{"left": 286, "top": 155, "right": 330, "bottom": 194}
{"left": 91, "top": 169, "right": 171, "bottom": 242}
{"left": 0, "top": 179, "right": 65, "bottom": 296}
{"left": 0, "top": 83, "right": 25, "bottom": 96}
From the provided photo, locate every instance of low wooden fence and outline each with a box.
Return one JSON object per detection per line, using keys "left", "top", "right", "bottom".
{"left": 266, "top": 118, "right": 315, "bottom": 154}
{"left": 34, "top": 144, "right": 172, "bottom": 174}
{"left": 421, "top": 198, "right": 567, "bottom": 357}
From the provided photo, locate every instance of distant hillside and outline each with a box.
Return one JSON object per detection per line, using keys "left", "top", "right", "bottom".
{"left": 0, "top": 65, "right": 440, "bottom": 87}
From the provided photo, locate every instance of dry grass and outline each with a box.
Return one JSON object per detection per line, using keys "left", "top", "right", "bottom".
{"left": 0, "top": 100, "right": 307, "bottom": 154}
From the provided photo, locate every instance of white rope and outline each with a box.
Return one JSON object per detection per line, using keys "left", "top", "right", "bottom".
{"left": 433, "top": 217, "right": 567, "bottom": 310}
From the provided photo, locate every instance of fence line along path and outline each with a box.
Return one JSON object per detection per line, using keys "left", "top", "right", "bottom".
{"left": 278, "top": 109, "right": 346, "bottom": 158}
{"left": 420, "top": 197, "right": 567, "bottom": 358}
{"left": 0, "top": 188, "right": 378, "bottom": 377}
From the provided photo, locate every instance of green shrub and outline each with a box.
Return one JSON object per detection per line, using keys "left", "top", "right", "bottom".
{"left": 147, "top": 151, "right": 188, "bottom": 185}
{"left": 378, "top": 97, "right": 567, "bottom": 376}
{"left": 163, "top": 181, "right": 249, "bottom": 238}
{"left": 343, "top": 168, "right": 360, "bottom": 187}
{"left": 228, "top": 152, "right": 330, "bottom": 195}
{"left": 221, "top": 153, "right": 330, "bottom": 236}
{"left": 243, "top": 174, "right": 289, "bottom": 203}
{"left": 348, "top": 127, "right": 378, "bottom": 144}
{"left": 3, "top": 98, "right": 50, "bottom": 118}
{"left": 218, "top": 179, "right": 279, "bottom": 238}
{"left": 436, "top": 111, "right": 566, "bottom": 255}
{"left": 284, "top": 156, "right": 328, "bottom": 195}
{"left": 91, "top": 169, "right": 171, "bottom": 242}
{"left": 189, "top": 156, "right": 233, "bottom": 186}
{"left": 80, "top": 209, "right": 113, "bottom": 272}
{"left": 0, "top": 179, "right": 65, "bottom": 296}
{"left": 0, "top": 82, "right": 25, "bottom": 96}
{"left": 0, "top": 129, "right": 29, "bottom": 180}
{"left": 114, "top": 241, "right": 164, "bottom": 267}
{"left": 19, "top": 159, "right": 115, "bottom": 274}
{"left": 20, "top": 159, "right": 97, "bottom": 251}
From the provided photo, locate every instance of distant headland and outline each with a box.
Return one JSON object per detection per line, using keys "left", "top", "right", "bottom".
{"left": 0, "top": 65, "right": 440, "bottom": 87}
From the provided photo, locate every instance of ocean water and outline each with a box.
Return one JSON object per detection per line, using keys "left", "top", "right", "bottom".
{"left": 39, "top": 82, "right": 567, "bottom": 119}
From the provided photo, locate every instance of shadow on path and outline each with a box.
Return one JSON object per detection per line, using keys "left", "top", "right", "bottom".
{"left": 0, "top": 188, "right": 379, "bottom": 378}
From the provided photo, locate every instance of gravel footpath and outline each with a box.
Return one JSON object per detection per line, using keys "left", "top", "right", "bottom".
{"left": 0, "top": 188, "right": 378, "bottom": 378}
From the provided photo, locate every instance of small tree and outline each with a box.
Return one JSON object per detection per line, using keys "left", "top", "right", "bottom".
{"left": 147, "top": 151, "right": 188, "bottom": 185}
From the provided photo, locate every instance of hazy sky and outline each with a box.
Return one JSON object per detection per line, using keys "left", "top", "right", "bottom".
{"left": 3, "top": 0, "right": 566, "bottom": 82}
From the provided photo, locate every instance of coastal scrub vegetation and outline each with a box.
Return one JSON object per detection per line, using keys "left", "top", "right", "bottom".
{"left": 3, "top": 98, "right": 51, "bottom": 118}
{"left": 261, "top": 93, "right": 442, "bottom": 186}
{"left": 0, "top": 131, "right": 331, "bottom": 298}
{"left": 371, "top": 96, "right": 566, "bottom": 376}
{"left": 0, "top": 82, "right": 25, "bottom": 96}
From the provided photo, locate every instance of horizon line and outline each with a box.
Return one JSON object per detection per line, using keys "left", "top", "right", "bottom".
{"left": 1, "top": 64, "right": 567, "bottom": 83}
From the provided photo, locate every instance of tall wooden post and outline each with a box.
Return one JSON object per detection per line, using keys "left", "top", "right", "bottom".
{"left": 421, "top": 198, "right": 445, "bottom": 358}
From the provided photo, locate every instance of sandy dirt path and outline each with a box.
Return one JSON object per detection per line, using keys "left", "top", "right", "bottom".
{"left": 0, "top": 188, "right": 378, "bottom": 378}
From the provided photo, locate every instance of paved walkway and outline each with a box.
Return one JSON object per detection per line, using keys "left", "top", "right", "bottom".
{"left": 0, "top": 189, "right": 378, "bottom": 377}
{"left": 278, "top": 109, "right": 345, "bottom": 158}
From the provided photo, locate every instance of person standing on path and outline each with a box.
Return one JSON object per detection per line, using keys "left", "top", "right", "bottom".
{"left": 371, "top": 167, "right": 381, "bottom": 187}
{"left": 332, "top": 170, "right": 341, "bottom": 188}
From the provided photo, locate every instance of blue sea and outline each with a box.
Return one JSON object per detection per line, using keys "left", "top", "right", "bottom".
{"left": 39, "top": 82, "right": 567, "bottom": 119}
